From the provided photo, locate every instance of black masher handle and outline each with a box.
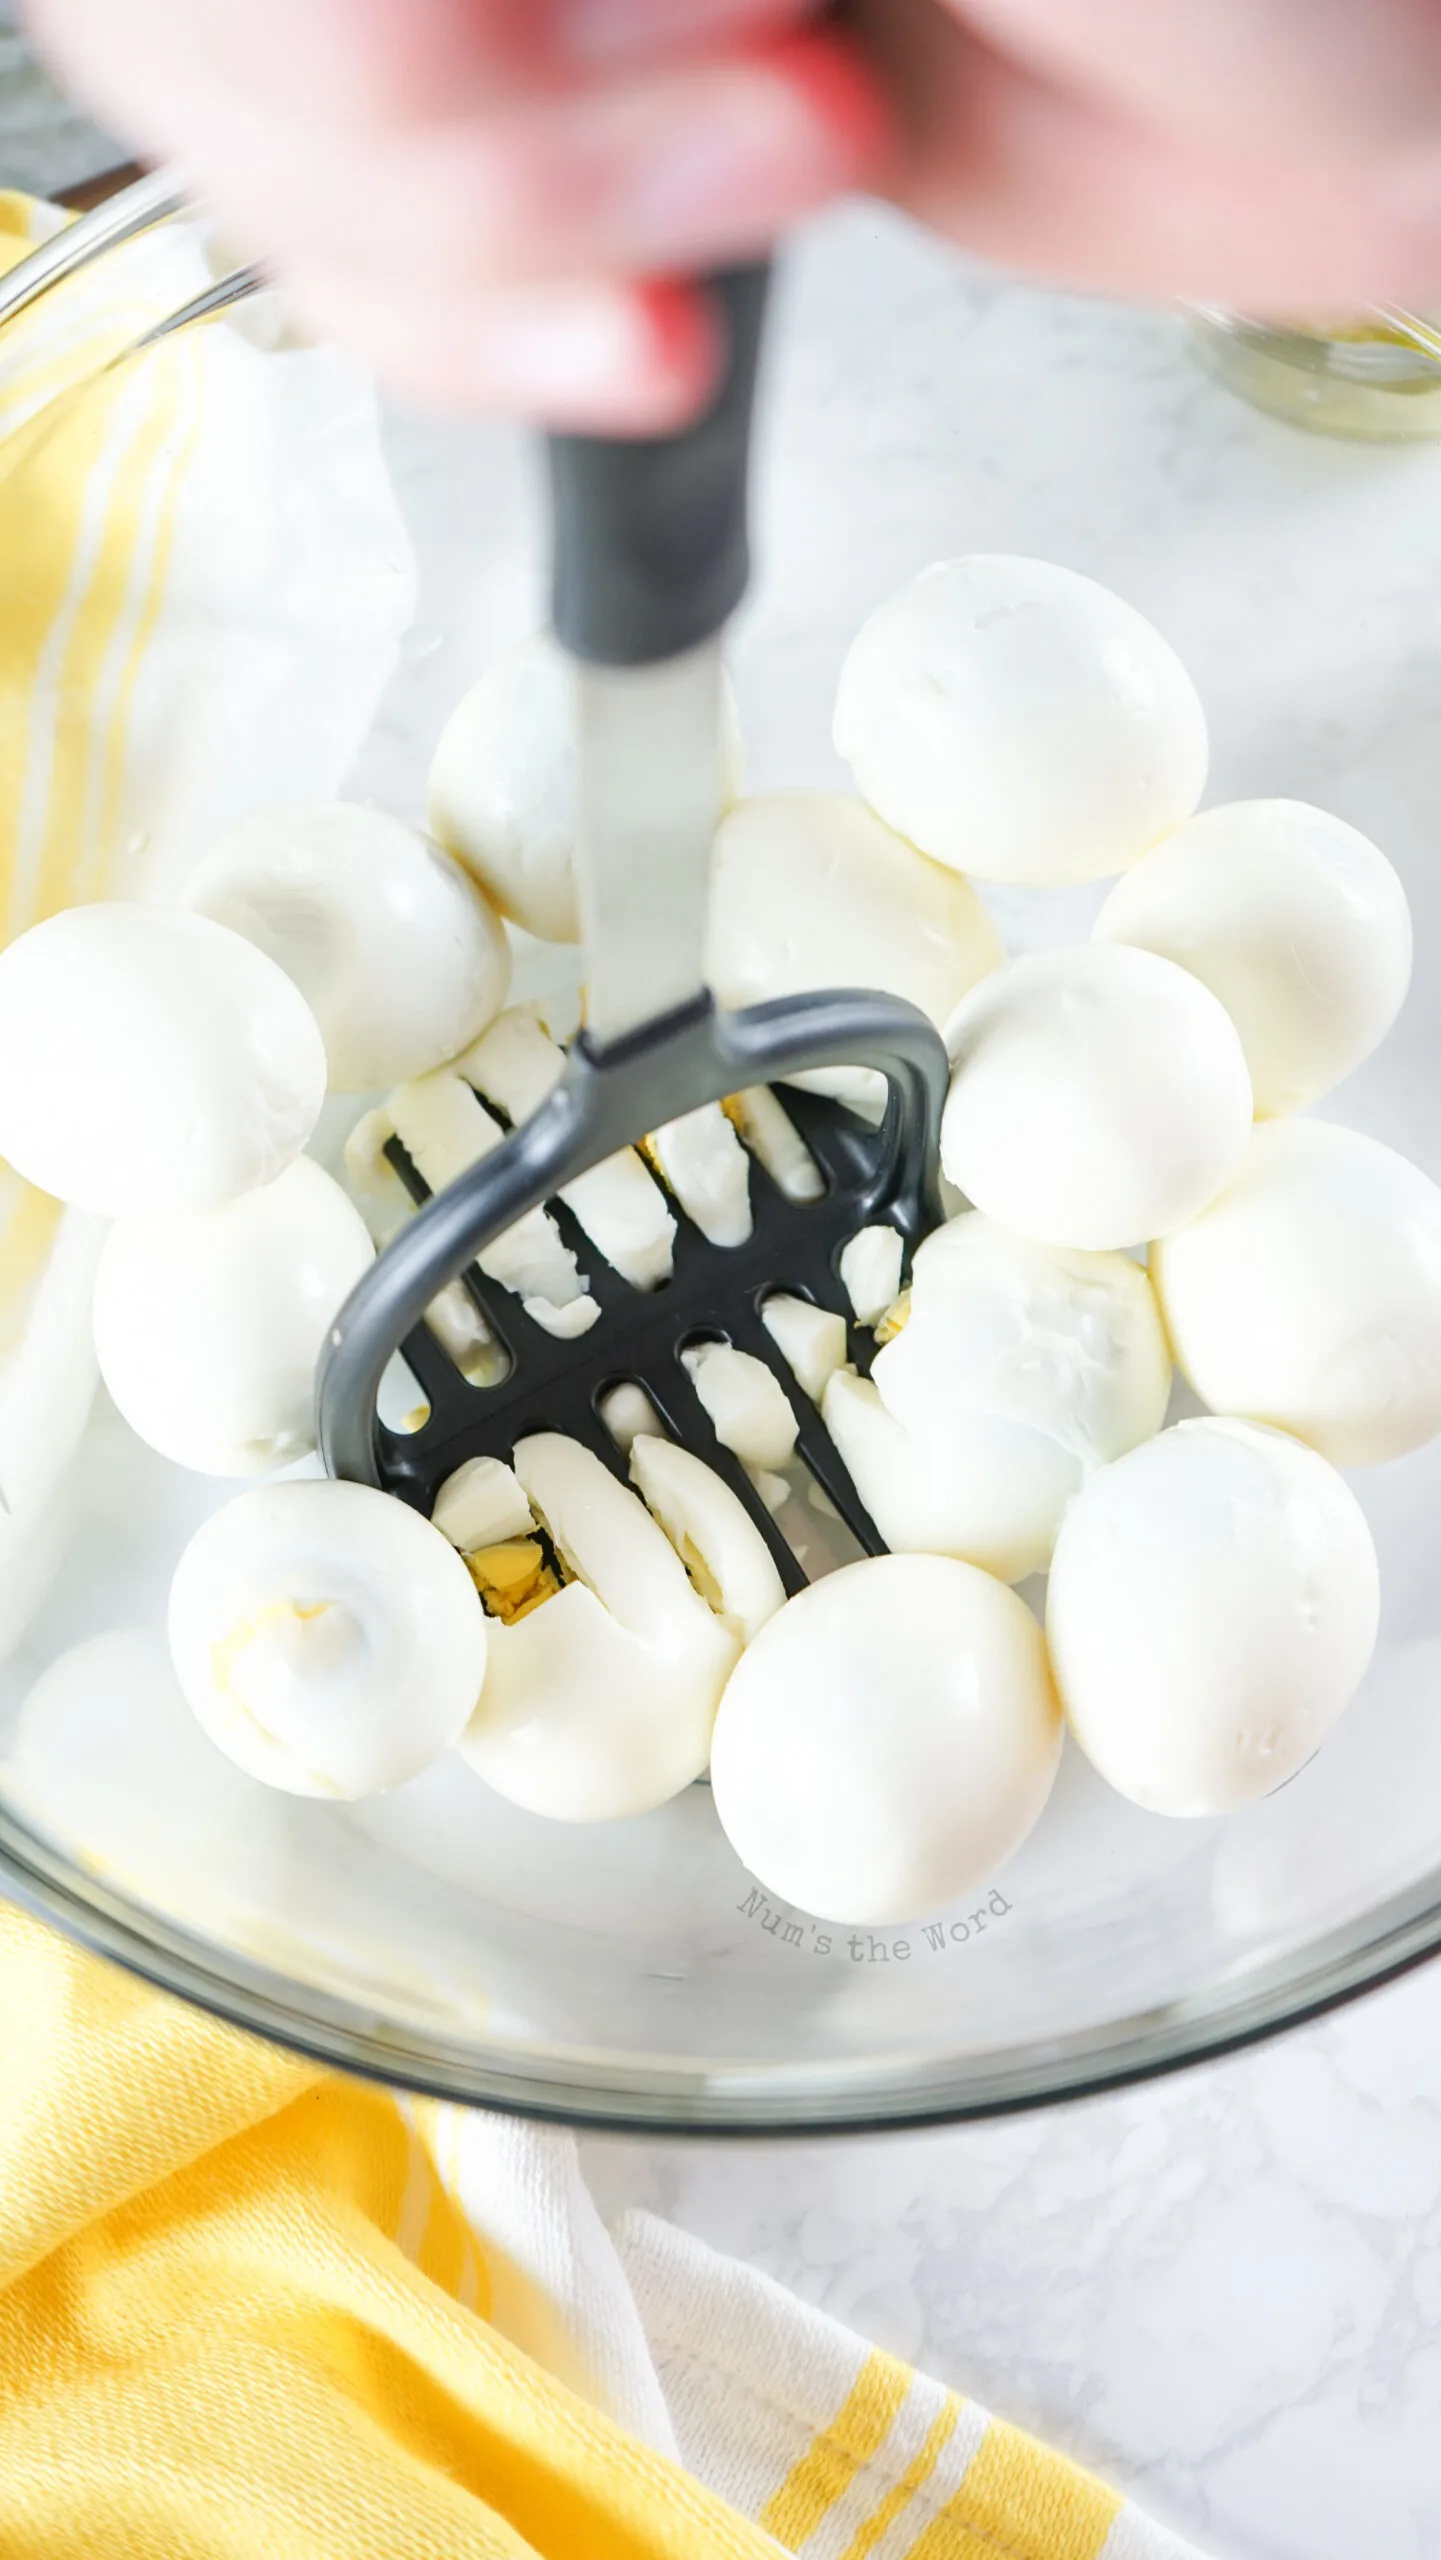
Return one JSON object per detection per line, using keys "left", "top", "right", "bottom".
{"left": 546, "top": 263, "right": 773, "bottom": 670}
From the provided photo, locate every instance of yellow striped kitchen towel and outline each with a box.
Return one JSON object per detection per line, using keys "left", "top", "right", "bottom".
{"left": 0, "top": 189, "right": 407, "bottom": 1655}
{"left": 0, "top": 190, "right": 216, "bottom": 1649}
{"left": 0, "top": 1901, "right": 1207, "bottom": 2559}
{"left": 609, "top": 2209, "right": 1205, "bottom": 2560}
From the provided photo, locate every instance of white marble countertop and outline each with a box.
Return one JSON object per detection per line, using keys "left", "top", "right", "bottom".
{"left": 583, "top": 1961, "right": 1441, "bottom": 2560}
{"left": 5, "top": 43, "right": 1441, "bottom": 2559}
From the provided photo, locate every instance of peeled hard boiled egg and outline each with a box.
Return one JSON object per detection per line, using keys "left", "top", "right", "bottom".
{"left": 942, "top": 944, "right": 1252, "bottom": 1250}
{"left": 1047, "top": 1418, "right": 1379, "bottom": 1816}
{"left": 94, "top": 1155, "right": 374, "bottom": 1475}
{"left": 834, "top": 556, "right": 1207, "bottom": 885}
{"left": 1152, "top": 1117, "right": 1441, "bottom": 1466}
{"left": 707, "top": 791, "right": 1002, "bottom": 1112}
{"left": 186, "top": 802, "right": 511, "bottom": 1093}
{"left": 459, "top": 1434, "right": 739, "bottom": 1820}
{"left": 0, "top": 904, "right": 326, "bottom": 1215}
{"left": 711, "top": 1553, "right": 1062, "bottom": 1925}
{"left": 1094, "top": 799, "right": 1412, "bottom": 1119}
{"left": 169, "top": 1479, "right": 486, "bottom": 1797}
{"left": 428, "top": 631, "right": 743, "bottom": 943}
{"left": 823, "top": 1213, "right": 1171, "bottom": 1582}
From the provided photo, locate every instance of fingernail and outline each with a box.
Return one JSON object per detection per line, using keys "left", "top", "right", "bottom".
{"left": 559, "top": 0, "right": 815, "bottom": 68}
{"left": 468, "top": 280, "right": 719, "bottom": 427}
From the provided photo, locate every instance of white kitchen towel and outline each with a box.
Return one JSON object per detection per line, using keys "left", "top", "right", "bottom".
{"left": 419, "top": 2102, "right": 1209, "bottom": 2560}
{"left": 409, "top": 2101, "right": 680, "bottom": 2460}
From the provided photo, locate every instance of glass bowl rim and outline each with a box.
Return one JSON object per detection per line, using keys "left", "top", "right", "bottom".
{"left": 5, "top": 1804, "right": 1440, "bottom": 2134}
{"left": 1188, "top": 303, "right": 1441, "bottom": 387}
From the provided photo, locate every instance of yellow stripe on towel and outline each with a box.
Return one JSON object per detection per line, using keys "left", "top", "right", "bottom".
{"left": 906, "top": 2415, "right": 1122, "bottom": 2560}
{"left": 835, "top": 2393, "right": 963, "bottom": 2560}
{"left": 0, "top": 194, "right": 209, "bottom": 1378}
{"left": 0, "top": 344, "right": 187, "bottom": 935}
{"left": 761, "top": 2348, "right": 914, "bottom": 2548}
{"left": 0, "top": 194, "right": 209, "bottom": 944}
{"left": 90, "top": 348, "right": 204, "bottom": 899}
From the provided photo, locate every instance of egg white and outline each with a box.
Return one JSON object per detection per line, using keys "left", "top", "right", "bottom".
{"left": 168, "top": 1479, "right": 487, "bottom": 1798}
{"left": 1047, "top": 1418, "right": 1379, "bottom": 1816}
{"left": 188, "top": 802, "right": 511, "bottom": 1093}
{"left": 835, "top": 555, "right": 1207, "bottom": 886}
{"left": 711, "top": 1553, "right": 1062, "bottom": 1925}
{"left": 0, "top": 903, "right": 326, "bottom": 1215}
{"left": 94, "top": 1155, "right": 374, "bottom": 1475}
{"left": 1094, "top": 798, "right": 1411, "bottom": 1119}
{"left": 942, "top": 943, "right": 1252, "bottom": 1251}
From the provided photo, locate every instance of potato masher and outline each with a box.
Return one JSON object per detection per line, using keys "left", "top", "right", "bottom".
{"left": 317, "top": 266, "right": 950, "bottom": 1590}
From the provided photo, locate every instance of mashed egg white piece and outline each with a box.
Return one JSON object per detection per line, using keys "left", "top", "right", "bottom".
{"left": 386, "top": 1068, "right": 592, "bottom": 1321}
{"left": 761, "top": 1294, "right": 849, "bottom": 1404}
{"left": 823, "top": 1213, "right": 1171, "bottom": 1582}
{"left": 598, "top": 1379, "right": 666, "bottom": 1455}
{"left": 169, "top": 1479, "right": 486, "bottom": 1798}
{"left": 834, "top": 556, "right": 1207, "bottom": 886}
{"left": 711, "top": 1553, "right": 1062, "bottom": 1925}
{"left": 1153, "top": 1117, "right": 1441, "bottom": 1466}
{"left": 682, "top": 1340, "right": 799, "bottom": 1470}
{"left": 629, "top": 1433, "right": 786, "bottom": 1647}
{"left": 839, "top": 1225, "right": 905, "bottom": 1329}
{"left": 1093, "top": 798, "right": 1412, "bottom": 1119}
{"left": 727, "top": 1087, "right": 822, "bottom": 1202}
{"left": 432, "top": 1453, "right": 535, "bottom": 1551}
{"left": 459, "top": 1434, "right": 740, "bottom": 1820}
{"left": 1047, "top": 1418, "right": 1379, "bottom": 1816}
{"left": 187, "top": 802, "right": 511, "bottom": 1094}
{"left": 341, "top": 1106, "right": 506, "bottom": 1390}
{"left": 645, "top": 1104, "right": 753, "bottom": 1247}
{"left": 0, "top": 904, "right": 326, "bottom": 1216}
{"left": 93, "top": 1155, "right": 374, "bottom": 1476}
{"left": 459, "top": 1003, "right": 676, "bottom": 1289}
{"left": 942, "top": 944, "right": 1252, "bottom": 1251}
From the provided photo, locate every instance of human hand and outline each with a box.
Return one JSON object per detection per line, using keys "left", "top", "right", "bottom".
{"left": 28, "top": 0, "right": 1441, "bottom": 427}
{"left": 25, "top": 0, "right": 888, "bottom": 426}
{"left": 860, "top": 0, "right": 1441, "bottom": 317}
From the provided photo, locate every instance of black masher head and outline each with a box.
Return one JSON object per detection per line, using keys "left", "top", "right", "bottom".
{"left": 316, "top": 265, "right": 952, "bottom": 1591}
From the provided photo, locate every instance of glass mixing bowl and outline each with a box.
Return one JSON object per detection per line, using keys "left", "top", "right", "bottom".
{"left": 1191, "top": 305, "right": 1441, "bottom": 440}
{"left": 4, "top": 206, "right": 1441, "bottom": 2132}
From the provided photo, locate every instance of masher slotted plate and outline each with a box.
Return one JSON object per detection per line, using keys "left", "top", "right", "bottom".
{"left": 377, "top": 1084, "right": 901, "bottom": 1596}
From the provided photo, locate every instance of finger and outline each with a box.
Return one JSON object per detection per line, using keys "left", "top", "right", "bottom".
{"left": 560, "top": 0, "right": 830, "bottom": 71}
{"left": 950, "top": 0, "right": 1441, "bottom": 156}
{"left": 283, "top": 267, "right": 722, "bottom": 427}
{"left": 136, "top": 34, "right": 893, "bottom": 291}
{"left": 30, "top": 0, "right": 825, "bottom": 134}
{"left": 863, "top": 0, "right": 1441, "bottom": 311}
{"left": 30, "top": 0, "right": 538, "bottom": 129}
